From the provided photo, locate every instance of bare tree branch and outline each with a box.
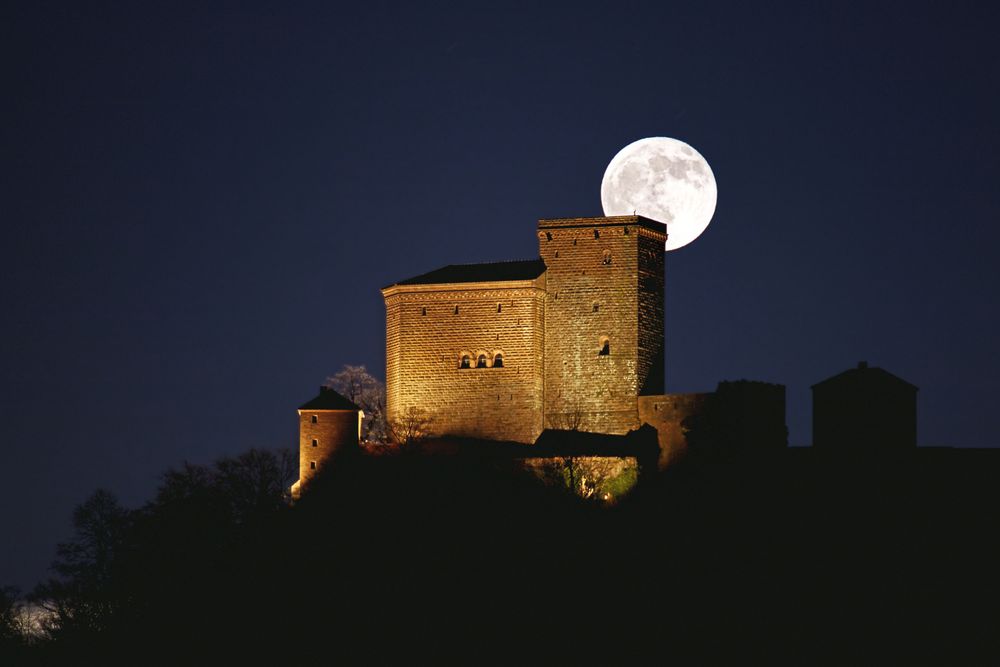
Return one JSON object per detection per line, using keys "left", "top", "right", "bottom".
{"left": 326, "top": 365, "right": 387, "bottom": 443}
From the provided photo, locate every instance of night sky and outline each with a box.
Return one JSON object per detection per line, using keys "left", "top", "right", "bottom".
{"left": 3, "top": 2, "right": 999, "bottom": 590}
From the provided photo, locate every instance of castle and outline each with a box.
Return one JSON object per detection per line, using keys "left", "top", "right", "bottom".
{"left": 381, "top": 216, "right": 671, "bottom": 445}
{"left": 288, "top": 216, "right": 929, "bottom": 500}
{"left": 291, "top": 215, "right": 789, "bottom": 498}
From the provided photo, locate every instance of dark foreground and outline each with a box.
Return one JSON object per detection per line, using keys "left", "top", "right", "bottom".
{"left": 5, "top": 446, "right": 999, "bottom": 664}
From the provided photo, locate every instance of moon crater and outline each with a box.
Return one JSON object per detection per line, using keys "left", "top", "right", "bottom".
{"left": 601, "top": 137, "right": 717, "bottom": 251}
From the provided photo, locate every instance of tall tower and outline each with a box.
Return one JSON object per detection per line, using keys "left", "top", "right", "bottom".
{"left": 538, "top": 216, "right": 666, "bottom": 434}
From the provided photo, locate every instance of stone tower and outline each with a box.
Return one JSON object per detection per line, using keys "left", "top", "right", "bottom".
{"left": 538, "top": 216, "right": 666, "bottom": 434}
{"left": 290, "top": 386, "right": 362, "bottom": 500}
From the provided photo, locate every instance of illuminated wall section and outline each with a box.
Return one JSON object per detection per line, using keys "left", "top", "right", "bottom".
{"left": 538, "top": 216, "right": 666, "bottom": 434}
{"left": 383, "top": 269, "right": 546, "bottom": 444}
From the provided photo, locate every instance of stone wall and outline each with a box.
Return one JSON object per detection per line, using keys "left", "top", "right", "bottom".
{"left": 637, "top": 230, "right": 665, "bottom": 395}
{"left": 639, "top": 393, "right": 711, "bottom": 469}
{"left": 383, "top": 278, "right": 546, "bottom": 444}
{"left": 640, "top": 382, "right": 788, "bottom": 464}
{"left": 382, "top": 215, "right": 667, "bottom": 448}
{"left": 292, "top": 408, "right": 360, "bottom": 499}
{"left": 538, "top": 216, "right": 667, "bottom": 434}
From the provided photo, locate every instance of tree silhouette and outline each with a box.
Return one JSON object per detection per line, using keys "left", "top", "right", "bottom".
{"left": 546, "top": 401, "right": 585, "bottom": 432}
{"left": 28, "top": 448, "right": 294, "bottom": 655}
{"left": 31, "top": 490, "right": 131, "bottom": 641}
{"left": 0, "top": 586, "right": 27, "bottom": 647}
{"left": 387, "top": 406, "right": 433, "bottom": 447}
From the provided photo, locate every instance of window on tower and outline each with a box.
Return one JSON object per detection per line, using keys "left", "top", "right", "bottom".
{"left": 599, "top": 338, "right": 611, "bottom": 356}
{"left": 493, "top": 353, "right": 504, "bottom": 368}
{"left": 477, "top": 354, "right": 488, "bottom": 368}
{"left": 460, "top": 355, "right": 471, "bottom": 369}
{"left": 311, "top": 415, "right": 318, "bottom": 424}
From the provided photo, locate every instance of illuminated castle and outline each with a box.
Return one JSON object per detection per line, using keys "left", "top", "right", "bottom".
{"left": 381, "top": 216, "right": 683, "bottom": 453}
{"left": 291, "top": 215, "right": 787, "bottom": 497}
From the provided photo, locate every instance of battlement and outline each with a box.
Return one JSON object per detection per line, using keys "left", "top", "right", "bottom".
{"left": 537, "top": 214, "right": 662, "bottom": 230}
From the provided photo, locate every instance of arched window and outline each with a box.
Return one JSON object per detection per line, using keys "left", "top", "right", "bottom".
{"left": 493, "top": 353, "right": 504, "bottom": 368}
{"left": 460, "top": 355, "right": 471, "bottom": 369}
{"left": 599, "top": 337, "right": 610, "bottom": 356}
{"left": 602, "top": 250, "right": 612, "bottom": 265}
{"left": 477, "top": 354, "right": 488, "bottom": 368}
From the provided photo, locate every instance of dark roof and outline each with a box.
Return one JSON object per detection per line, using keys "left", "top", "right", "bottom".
{"left": 395, "top": 426, "right": 660, "bottom": 460}
{"left": 531, "top": 424, "right": 661, "bottom": 458}
{"left": 811, "top": 362, "right": 918, "bottom": 391}
{"left": 298, "top": 386, "right": 361, "bottom": 411}
{"left": 387, "top": 259, "right": 546, "bottom": 288}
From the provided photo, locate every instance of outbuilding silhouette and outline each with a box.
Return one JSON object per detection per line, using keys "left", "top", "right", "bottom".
{"left": 812, "top": 361, "right": 918, "bottom": 451}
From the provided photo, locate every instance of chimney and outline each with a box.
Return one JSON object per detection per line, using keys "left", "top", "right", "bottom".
{"left": 858, "top": 361, "right": 868, "bottom": 369}
{"left": 320, "top": 385, "right": 329, "bottom": 393}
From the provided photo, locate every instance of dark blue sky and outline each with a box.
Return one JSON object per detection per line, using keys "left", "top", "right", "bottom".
{"left": 2, "top": 1, "right": 999, "bottom": 590}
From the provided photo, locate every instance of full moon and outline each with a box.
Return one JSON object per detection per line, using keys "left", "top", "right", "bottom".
{"left": 601, "top": 137, "right": 717, "bottom": 251}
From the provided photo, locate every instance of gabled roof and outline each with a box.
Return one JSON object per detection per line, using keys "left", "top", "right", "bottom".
{"left": 387, "top": 259, "right": 546, "bottom": 288}
{"left": 298, "top": 386, "right": 361, "bottom": 411}
{"left": 811, "top": 362, "right": 918, "bottom": 391}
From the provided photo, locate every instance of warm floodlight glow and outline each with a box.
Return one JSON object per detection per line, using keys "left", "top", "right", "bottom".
{"left": 601, "top": 136, "right": 717, "bottom": 251}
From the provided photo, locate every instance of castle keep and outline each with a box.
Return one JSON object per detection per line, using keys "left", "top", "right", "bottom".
{"left": 381, "top": 216, "right": 669, "bottom": 447}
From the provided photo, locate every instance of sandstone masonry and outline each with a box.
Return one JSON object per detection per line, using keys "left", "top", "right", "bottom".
{"left": 381, "top": 216, "right": 669, "bottom": 447}
{"left": 291, "top": 387, "right": 361, "bottom": 500}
